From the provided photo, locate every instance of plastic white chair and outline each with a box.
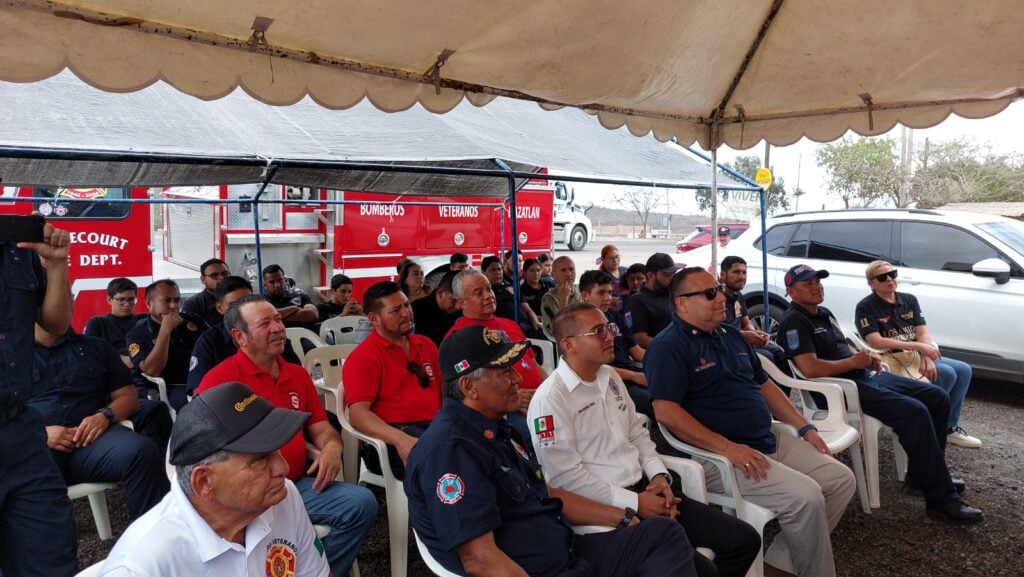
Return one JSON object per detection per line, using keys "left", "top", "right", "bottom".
{"left": 786, "top": 356, "right": 908, "bottom": 510}
{"left": 658, "top": 424, "right": 779, "bottom": 577}
{"left": 320, "top": 315, "right": 369, "bottom": 345}
{"left": 141, "top": 373, "right": 176, "bottom": 421}
{"left": 756, "top": 353, "right": 870, "bottom": 514}
{"left": 67, "top": 421, "right": 135, "bottom": 540}
{"left": 285, "top": 327, "right": 326, "bottom": 365}
{"left": 75, "top": 561, "right": 104, "bottom": 577}
{"left": 528, "top": 338, "right": 557, "bottom": 374}
{"left": 413, "top": 529, "right": 460, "bottom": 577}
{"left": 336, "top": 386, "right": 409, "bottom": 577}
{"left": 303, "top": 344, "right": 361, "bottom": 483}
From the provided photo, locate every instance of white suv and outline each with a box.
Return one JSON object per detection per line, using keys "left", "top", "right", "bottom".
{"left": 682, "top": 209, "right": 1024, "bottom": 384}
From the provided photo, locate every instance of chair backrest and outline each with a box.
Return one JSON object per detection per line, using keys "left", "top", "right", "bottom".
{"left": 285, "top": 327, "right": 325, "bottom": 364}
{"left": 303, "top": 344, "right": 359, "bottom": 390}
{"left": 320, "top": 315, "right": 370, "bottom": 345}
{"left": 528, "top": 338, "right": 557, "bottom": 373}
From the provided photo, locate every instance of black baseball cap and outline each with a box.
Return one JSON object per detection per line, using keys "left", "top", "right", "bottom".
{"left": 440, "top": 325, "right": 530, "bottom": 382}
{"left": 645, "top": 252, "right": 679, "bottom": 274}
{"left": 169, "top": 381, "right": 310, "bottom": 466}
{"left": 784, "top": 264, "right": 830, "bottom": 288}
{"left": 718, "top": 226, "right": 731, "bottom": 235}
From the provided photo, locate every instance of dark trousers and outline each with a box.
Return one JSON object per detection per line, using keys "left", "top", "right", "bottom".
{"left": 568, "top": 516, "right": 697, "bottom": 577}
{"left": 0, "top": 408, "right": 77, "bottom": 577}
{"left": 624, "top": 382, "right": 654, "bottom": 421}
{"left": 677, "top": 494, "right": 761, "bottom": 577}
{"left": 129, "top": 398, "right": 173, "bottom": 457}
{"left": 51, "top": 425, "right": 170, "bottom": 520}
{"left": 856, "top": 373, "right": 959, "bottom": 504}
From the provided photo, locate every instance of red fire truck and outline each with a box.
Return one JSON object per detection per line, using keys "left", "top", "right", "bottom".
{"left": 1, "top": 181, "right": 556, "bottom": 331}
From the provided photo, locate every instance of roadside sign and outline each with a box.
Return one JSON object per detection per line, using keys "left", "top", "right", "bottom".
{"left": 754, "top": 168, "right": 773, "bottom": 190}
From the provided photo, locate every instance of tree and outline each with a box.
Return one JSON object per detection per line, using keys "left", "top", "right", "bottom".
{"left": 694, "top": 155, "right": 791, "bottom": 216}
{"left": 911, "top": 138, "right": 1024, "bottom": 207}
{"left": 816, "top": 137, "right": 902, "bottom": 207}
{"left": 615, "top": 186, "right": 660, "bottom": 238}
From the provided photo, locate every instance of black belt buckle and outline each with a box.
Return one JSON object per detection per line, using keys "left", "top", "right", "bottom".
{"left": 0, "top": 404, "right": 24, "bottom": 426}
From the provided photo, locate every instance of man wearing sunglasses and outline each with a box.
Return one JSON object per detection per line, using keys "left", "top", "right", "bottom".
{"left": 530, "top": 302, "right": 761, "bottom": 577}
{"left": 855, "top": 261, "right": 980, "bottom": 448}
{"left": 345, "top": 281, "right": 442, "bottom": 480}
{"left": 648, "top": 267, "right": 856, "bottom": 577}
{"left": 778, "top": 264, "right": 983, "bottom": 525}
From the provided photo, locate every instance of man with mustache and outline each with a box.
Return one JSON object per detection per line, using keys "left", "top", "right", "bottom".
{"left": 197, "top": 294, "right": 378, "bottom": 576}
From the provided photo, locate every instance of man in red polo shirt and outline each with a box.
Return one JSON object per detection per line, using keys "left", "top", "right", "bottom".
{"left": 344, "top": 281, "right": 441, "bottom": 480}
{"left": 196, "top": 294, "right": 377, "bottom": 577}
{"left": 445, "top": 269, "right": 548, "bottom": 449}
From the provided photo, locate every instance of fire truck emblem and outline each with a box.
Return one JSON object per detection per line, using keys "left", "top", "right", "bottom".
{"left": 453, "top": 232, "right": 465, "bottom": 246}
{"left": 377, "top": 228, "right": 390, "bottom": 247}
{"left": 38, "top": 203, "right": 53, "bottom": 216}
{"left": 54, "top": 205, "right": 68, "bottom": 216}
{"left": 518, "top": 231, "right": 528, "bottom": 244}
{"left": 58, "top": 188, "right": 108, "bottom": 200}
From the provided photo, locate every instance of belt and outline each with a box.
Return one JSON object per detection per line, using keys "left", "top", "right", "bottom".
{"left": 0, "top": 403, "right": 25, "bottom": 426}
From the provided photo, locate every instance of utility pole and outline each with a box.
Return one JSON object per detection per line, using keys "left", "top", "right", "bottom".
{"left": 795, "top": 154, "right": 802, "bottom": 212}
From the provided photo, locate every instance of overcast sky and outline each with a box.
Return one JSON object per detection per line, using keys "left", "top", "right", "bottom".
{"left": 574, "top": 102, "right": 1024, "bottom": 218}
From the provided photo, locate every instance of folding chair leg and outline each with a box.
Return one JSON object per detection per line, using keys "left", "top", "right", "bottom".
{"left": 87, "top": 491, "right": 113, "bottom": 540}
{"left": 894, "top": 440, "right": 908, "bottom": 483}
{"left": 847, "top": 439, "right": 872, "bottom": 514}
{"left": 385, "top": 488, "right": 409, "bottom": 577}
{"left": 861, "top": 417, "right": 883, "bottom": 509}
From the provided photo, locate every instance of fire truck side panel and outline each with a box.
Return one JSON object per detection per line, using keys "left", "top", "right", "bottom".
{"left": 494, "top": 189, "right": 555, "bottom": 255}
{"left": 0, "top": 187, "right": 153, "bottom": 332}
{"left": 423, "top": 197, "right": 495, "bottom": 251}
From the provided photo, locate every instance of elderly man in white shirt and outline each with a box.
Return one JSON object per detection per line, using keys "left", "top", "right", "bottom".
{"left": 528, "top": 302, "right": 760, "bottom": 577}
{"left": 101, "top": 382, "right": 331, "bottom": 577}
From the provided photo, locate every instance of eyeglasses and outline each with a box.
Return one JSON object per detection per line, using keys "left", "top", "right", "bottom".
{"left": 406, "top": 361, "right": 431, "bottom": 389}
{"left": 568, "top": 322, "right": 621, "bottom": 340}
{"left": 111, "top": 297, "right": 137, "bottom": 305}
{"left": 204, "top": 270, "right": 230, "bottom": 279}
{"left": 674, "top": 286, "right": 726, "bottom": 300}
{"left": 871, "top": 270, "right": 898, "bottom": 282}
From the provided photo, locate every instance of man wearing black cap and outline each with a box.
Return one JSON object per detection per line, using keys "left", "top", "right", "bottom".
{"left": 406, "top": 324, "right": 697, "bottom": 577}
{"left": 777, "top": 264, "right": 983, "bottom": 525}
{"left": 624, "top": 252, "right": 677, "bottom": 348}
{"left": 100, "top": 382, "right": 330, "bottom": 577}
{"left": 717, "top": 226, "right": 731, "bottom": 248}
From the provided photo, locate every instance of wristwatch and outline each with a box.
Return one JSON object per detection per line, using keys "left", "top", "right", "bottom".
{"left": 97, "top": 406, "right": 116, "bottom": 424}
{"left": 617, "top": 507, "right": 637, "bottom": 528}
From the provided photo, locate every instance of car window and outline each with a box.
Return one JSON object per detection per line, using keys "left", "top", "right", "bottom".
{"left": 32, "top": 187, "right": 131, "bottom": 220}
{"left": 899, "top": 221, "right": 1018, "bottom": 275}
{"left": 786, "top": 223, "right": 809, "bottom": 257}
{"left": 761, "top": 223, "right": 797, "bottom": 256}
{"left": 807, "top": 221, "right": 891, "bottom": 262}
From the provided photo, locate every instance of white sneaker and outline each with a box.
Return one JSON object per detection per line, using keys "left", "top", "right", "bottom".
{"left": 947, "top": 427, "right": 982, "bottom": 448}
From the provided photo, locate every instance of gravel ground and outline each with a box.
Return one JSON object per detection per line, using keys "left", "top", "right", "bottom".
{"left": 76, "top": 379, "right": 1023, "bottom": 576}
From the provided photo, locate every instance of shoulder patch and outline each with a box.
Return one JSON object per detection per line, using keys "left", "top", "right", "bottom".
{"left": 436, "top": 473, "right": 465, "bottom": 504}
{"left": 786, "top": 329, "right": 800, "bottom": 351}
{"left": 128, "top": 342, "right": 140, "bottom": 358}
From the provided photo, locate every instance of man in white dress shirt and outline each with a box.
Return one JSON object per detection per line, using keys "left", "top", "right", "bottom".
{"left": 100, "top": 381, "right": 331, "bottom": 577}
{"left": 527, "top": 302, "right": 760, "bottom": 577}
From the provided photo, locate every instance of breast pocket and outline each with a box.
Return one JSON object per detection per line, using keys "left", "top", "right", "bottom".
{"left": 496, "top": 467, "right": 530, "bottom": 504}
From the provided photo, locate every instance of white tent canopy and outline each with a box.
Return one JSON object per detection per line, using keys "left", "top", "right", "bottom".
{"left": 1, "top": 1, "right": 1021, "bottom": 150}
{"left": 0, "top": 72, "right": 751, "bottom": 195}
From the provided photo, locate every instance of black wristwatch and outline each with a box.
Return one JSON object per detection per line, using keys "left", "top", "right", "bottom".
{"left": 97, "top": 406, "right": 116, "bottom": 424}
{"left": 617, "top": 507, "right": 638, "bottom": 528}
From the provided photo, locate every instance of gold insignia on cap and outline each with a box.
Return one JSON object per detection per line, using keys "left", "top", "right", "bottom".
{"left": 482, "top": 328, "right": 503, "bottom": 345}
{"left": 490, "top": 341, "right": 528, "bottom": 365}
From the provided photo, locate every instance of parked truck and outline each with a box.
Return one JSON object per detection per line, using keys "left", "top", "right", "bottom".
{"left": 552, "top": 181, "right": 594, "bottom": 251}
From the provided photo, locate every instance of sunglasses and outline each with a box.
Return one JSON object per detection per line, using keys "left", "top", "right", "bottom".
{"left": 675, "top": 285, "right": 726, "bottom": 300}
{"left": 568, "top": 322, "right": 621, "bottom": 340}
{"left": 871, "top": 270, "right": 898, "bottom": 282}
{"left": 406, "top": 361, "right": 431, "bottom": 389}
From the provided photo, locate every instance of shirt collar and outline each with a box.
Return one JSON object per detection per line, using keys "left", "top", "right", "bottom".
{"left": 670, "top": 315, "right": 726, "bottom": 338}
{"left": 441, "top": 396, "right": 509, "bottom": 444}
{"left": 868, "top": 291, "right": 905, "bottom": 307}
{"left": 788, "top": 301, "right": 830, "bottom": 319}
{"left": 168, "top": 477, "right": 275, "bottom": 562}
{"left": 233, "top": 349, "right": 285, "bottom": 378}
{"left": 554, "top": 360, "right": 607, "bottom": 394}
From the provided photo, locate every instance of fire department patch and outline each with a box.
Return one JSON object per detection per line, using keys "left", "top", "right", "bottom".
{"left": 265, "top": 543, "right": 297, "bottom": 577}
{"left": 128, "top": 343, "right": 140, "bottom": 358}
{"left": 186, "top": 322, "right": 198, "bottom": 332}
{"left": 288, "top": 391, "right": 301, "bottom": 409}
{"left": 436, "top": 473, "right": 465, "bottom": 504}
{"left": 483, "top": 429, "right": 495, "bottom": 440}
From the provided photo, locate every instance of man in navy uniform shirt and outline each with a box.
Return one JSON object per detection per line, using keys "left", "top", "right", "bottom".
{"left": 181, "top": 258, "right": 230, "bottom": 327}
{"left": 126, "top": 279, "right": 208, "bottom": 411}
{"left": 647, "top": 267, "right": 856, "bottom": 577}
{"left": 405, "top": 324, "right": 697, "bottom": 577}
{"left": 84, "top": 277, "right": 147, "bottom": 366}
{"left": 30, "top": 323, "right": 170, "bottom": 519}
{"left": 777, "top": 263, "right": 983, "bottom": 525}
{"left": 0, "top": 219, "right": 78, "bottom": 577}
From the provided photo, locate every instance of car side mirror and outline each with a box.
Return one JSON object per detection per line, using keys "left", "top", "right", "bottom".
{"left": 972, "top": 258, "right": 1011, "bottom": 285}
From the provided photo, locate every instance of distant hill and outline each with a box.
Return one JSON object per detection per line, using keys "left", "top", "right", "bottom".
{"left": 586, "top": 205, "right": 744, "bottom": 231}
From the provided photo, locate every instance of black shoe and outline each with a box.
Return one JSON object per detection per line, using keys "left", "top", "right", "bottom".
{"left": 904, "top": 476, "right": 966, "bottom": 495}
{"left": 926, "top": 497, "right": 984, "bottom": 525}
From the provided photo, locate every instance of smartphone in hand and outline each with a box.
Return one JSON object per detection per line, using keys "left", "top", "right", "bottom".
{"left": 0, "top": 215, "right": 44, "bottom": 243}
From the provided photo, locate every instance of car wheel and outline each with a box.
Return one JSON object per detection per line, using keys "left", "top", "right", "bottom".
{"left": 747, "top": 302, "right": 785, "bottom": 336}
{"left": 568, "top": 225, "right": 588, "bottom": 251}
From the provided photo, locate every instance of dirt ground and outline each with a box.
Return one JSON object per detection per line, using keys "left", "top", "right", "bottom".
{"left": 76, "top": 379, "right": 1023, "bottom": 577}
